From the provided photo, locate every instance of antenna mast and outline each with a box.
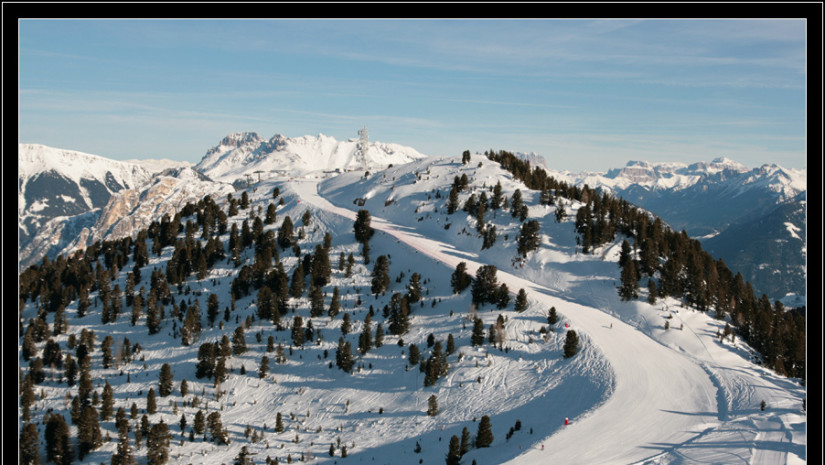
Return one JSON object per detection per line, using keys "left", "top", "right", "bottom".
{"left": 357, "top": 126, "right": 369, "bottom": 172}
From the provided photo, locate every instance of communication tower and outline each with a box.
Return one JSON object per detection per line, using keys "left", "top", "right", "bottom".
{"left": 356, "top": 126, "right": 369, "bottom": 171}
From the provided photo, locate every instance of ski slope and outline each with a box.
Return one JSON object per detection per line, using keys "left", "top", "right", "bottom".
{"left": 293, "top": 177, "right": 806, "bottom": 465}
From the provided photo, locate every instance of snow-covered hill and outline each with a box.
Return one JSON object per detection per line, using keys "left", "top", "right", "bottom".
{"left": 18, "top": 151, "right": 806, "bottom": 465}
{"left": 195, "top": 132, "right": 429, "bottom": 183}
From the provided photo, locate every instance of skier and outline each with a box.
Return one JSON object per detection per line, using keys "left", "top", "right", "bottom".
{"left": 564, "top": 417, "right": 569, "bottom": 426}
{"left": 541, "top": 444, "right": 545, "bottom": 451}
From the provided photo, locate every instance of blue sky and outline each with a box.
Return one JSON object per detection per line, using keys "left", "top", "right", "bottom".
{"left": 18, "top": 19, "right": 807, "bottom": 172}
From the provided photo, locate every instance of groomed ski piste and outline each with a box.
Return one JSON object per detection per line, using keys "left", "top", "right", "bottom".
{"left": 20, "top": 154, "right": 806, "bottom": 465}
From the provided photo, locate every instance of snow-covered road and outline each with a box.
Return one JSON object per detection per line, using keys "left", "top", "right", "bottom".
{"left": 292, "top": 179, "right": 721, "bottom": 465}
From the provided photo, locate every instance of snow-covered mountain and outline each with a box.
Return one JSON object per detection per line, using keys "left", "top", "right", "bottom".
{"left": 18, "top": 144, "right": 155, "bottom": 265}
{"left": 19, "top": 166, "right": 235, "bottom": 270}
{"left": 18, "top": 133, "right": 428, "bottom": 270}
{"left": 543, "top": 157, "right": 807, "bottom": 301}
{"left": 195, "top": 132, "right": 429, "bottom": 183}
{"left": 547, "top": 157, "right": 806, "bottom": 237}
{"left": 18, "top": 148, "right": 806, "bottom": 465}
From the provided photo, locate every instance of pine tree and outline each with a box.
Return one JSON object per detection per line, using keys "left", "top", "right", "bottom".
{"left": 476, "top": 415, "right": 494, "bottom": 447}
{"left": 311, "top": 244, "right": 332, "bottom": 287}
{"left": 20, "top": 373, "right": 35, "bottom": 422}
{"left": 563, "top": 330, "right": 579, "bottom": 358}
{"left": 446, "top": 435, "right": 461, "bottom": 465}
{"left": 515, "top": 288, "right": 528, "bottom": 312}
{"left": 232, "top": 325, "right": 247, "bottom": 355}
{"left": 214, "top": 357, "right": 227, "bottom": 386}
{"left": 112, "top": 419, "right": 136, "bottom": 465}
{"left": 451, "top": 262, "right": 472, "bottom": 294}
{"left": 336, "top": 338, "right": 354, "bottom": 373}
{"left": 471, "top": 265, "right": 499, "bottom": 307}
{"left": 447, "top": 185, "right": 460, "bottom": 214}
{"left": 234, "top": 446, "right": 254, "bottom": 465}
{"left": 259, "top": 356, "right": 270, "bottom": 379}
{"left": 548, "top": 306, "right": 558, "bottom": 325}
{"left": 159, "top": 363, "right": 174, "bottom": 396}
{"left": 292, "top": 316, "right": 305, "bottom": 346}
{"left": 354, "top": 210, "right": 375, "bottom": 244}
{"left": 207, "top": 293, "right": 220, "bottom": 327}
{"left": 427, "top": 394, "right": 439, "bottom": 416}
{"left": 471, "top": 317, "right": 485, "bottom": 346}
{"left": 290, "top": 260, "right": 305, "bottom": 298}
{"left": 146, "top": 421, "right": 171, "bottom": 464}
{"left": 460, "top": 427, "right": 471, "bottom": 456}
{"left": 358, "top": 313, "right": 373, "bottom": 355}
{"left": 618, "top": 257, "right": 640, "bottom": 301}
{"left": 496, "top": 283, "right": 510, "bottom": 309}
{"left": 407, "top": 272, "right": 422, "bottom": 303}
{"left": 278, "top": 216, "right": 294, "bottom": 249}
{"left": 408, "top": 344, "right": 421, "bottom": 366}
{"left": 647, "top": 279, "right": 658, "bottom": 305}
{"left": 196, "top": 343, "right": 216, "bottom": 379}
{"left": 510, "top": 189, "right": 525, "bottom": 219}
{"left": 193, "top": 410, "right": 206, "bottom": 435}
{"left": 45, "top": 414, "right": 73, "bottom": 465}
{"left": 101, "top": 381, "right": 115, "bottom": 420}
{"left": 275, "top": 412, "right": 284, "bottom": 433}
{"left": 207, "top": 412, "right": 228, "bottom": 444}
{"left": 388, "top": 293, "right": 411, "bottom": 335}
{"left": 310, "top": 284, "right": 325, "bottom": 317}
{"left": 462, "top": 149, "right": 472, "bottom": 164}
{"left": 265, "top": 203, "right": 278, "bottom": 225}
{"left": 371, "top": 255, "right": 391, "bottom": 295}
{"left": 517, "top": 220, "right": 541, "bottom": 257}
{"left": 77, "top": 404, "right": 103, "bottom": 459}
{"left": 147, "top": 388, "right": 158, "bottom": 414}
{"left": 19, "top": 422, "right": 41, "bottom": 465}
{"left": 375, "top": 323, "right": 384, "bottom": 348}
{"left": 491, "top": 181, "right": 503, "bottom": 210}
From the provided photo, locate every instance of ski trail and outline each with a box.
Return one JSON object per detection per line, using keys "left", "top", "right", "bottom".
{"left": 294, "top": 179, "right": 720, "bottom": 465}
{"left": 750, "top": 418, "right": 790, "bottom": 465}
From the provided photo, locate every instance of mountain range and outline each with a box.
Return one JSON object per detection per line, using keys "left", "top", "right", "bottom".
{"left": 17, "top": 136, "right": 805, "bottom": 303}
{"left": 17, "top": 144, "right": 806, "bottom": 465}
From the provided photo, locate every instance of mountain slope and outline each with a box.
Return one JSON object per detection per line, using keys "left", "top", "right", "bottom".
{"left": 704, "top": 193, "right": 807, "bottom": 302}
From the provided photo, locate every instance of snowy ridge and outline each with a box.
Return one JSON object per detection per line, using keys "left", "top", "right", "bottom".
{"left": 19, "top": 143, "right": 153, "bottom": 189}
{"left": 195, "top": 132, "right": 429, "bottom": 182}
